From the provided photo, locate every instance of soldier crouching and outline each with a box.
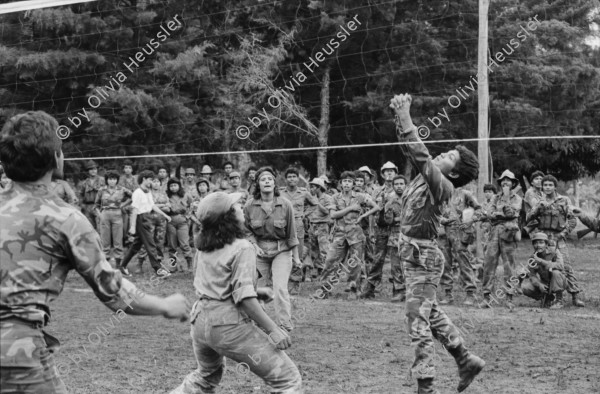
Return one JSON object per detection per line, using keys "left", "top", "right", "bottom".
{"left": 520, "top": 233, "right": 567, "bottom": 309}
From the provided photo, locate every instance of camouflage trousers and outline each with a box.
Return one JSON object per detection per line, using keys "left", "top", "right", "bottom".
{"left": 308, "top": 222, "right": 330, "bottom": 271}
{"left": 366, "top": 227, "right": 405, "bottom": 291}
{"left": 138, "top": 212, "right": 167, "bottom": 262}
{"left": 0, "top": 320, "right": 67, "bottom": 394}
{"left": 169, "top": 300, "right": 302, "bottom": 394}
{"left": 521, "top": 270, "right": 567, "bottom": 301}
{"left": 320, "top": 237, "right": 364, "bottom": 290}
{"left": 399, "top": 235, "right": 464, "bottom": 379}
{"left": 538, "top": 230, "right": 580, "bottom": 294}
{"left": 362, "top": 226, "right": 375, "bottom": 275}
{"left": 440, "top": 228, "right": 478, "bottom": 293}
{"left": 81, "top": 203, "right": 100, "bottom": 231}
{"left": 482, "top": 225, "right": 518, "bottom": 296}
{"left": 290, "top": 219, "right": 307, "bottom": 283}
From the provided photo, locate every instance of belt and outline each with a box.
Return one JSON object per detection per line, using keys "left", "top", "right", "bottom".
{"left": 399, "top": 232, "right": 436, "bottom": 244}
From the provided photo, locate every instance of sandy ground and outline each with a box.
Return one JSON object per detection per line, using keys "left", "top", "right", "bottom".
{"left": 52, "top": 236, "right": 600, "bottom": 394}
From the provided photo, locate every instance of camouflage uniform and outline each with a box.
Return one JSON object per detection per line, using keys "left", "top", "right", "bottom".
{"left": 320, "top": 191, "right": 372, "bottom": 292}
{"left": 520, "top": 249, "right": 566, "bottom": 302}
{"left": 526, "top": 193, "right": 580, "bottom": 295}
{"left": 170, "top": 239, "right": 302, "bottom": 393}
{"left": 1, "top": 182, "right": 143, "bottom": 393}
{"left": 523, "top": 187, "right": 543, "bottom": 233}
{"left": 167, "top": 194, "right": 195, "bottom": 267}
{"left": 366, "top": 189, "right": 406, "bottom": 292}
{"left": 280, "top": 187, "right": 317, "bottom": 282}
{"left": 355, "top": 184, "right": 379, "bottom": 276}
{"left": 118, "top": 174, "right": 137, "bottom": 244}
{"left": 482, "top": 192, "right": 522, "bottom": 297}
{"left": 480, "top": 198, "right": 495, "bottom": 254}
{"left": 95, "top": 185, "right": 131, "bottom": 261}
{"left": 307, "top": 192, "right": 334, "bottom": 273}
{"left": 396, "top": 126, "right": 467, "bottom": 381}
{"left": 138, "top": 189, "right": 170, "bottom": 266}
{"left": 50, "top": 179, "right": 78, "bottom": 205}
{"left": 79, "top": 175, "right": 105, "bottom": 230}
{"left": 439, "top": 189, "right": 481, "bottom": 295}
{"left": 365, "top": 184, "right": 404, "bottom": 290}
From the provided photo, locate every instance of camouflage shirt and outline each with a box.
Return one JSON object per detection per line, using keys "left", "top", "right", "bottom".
{"left": 279, "top": 187, "right": 318, "bottom": 219}
{"left": 117, "top": 174, "right": 137, "bottom": 193}
{"left": 79, "top": 175, "right": 106, "bottom": 204}
{"left": 526, "top": 192, "right": 574, "bottom": 234}
{"left": 488, "top": 191, "right": 523, "bottom": 227}
{"left": 94, "top": 185, "right": 131, "bottom": 210}
{"left": 0, "top": 182, "right": 141, "bottom": 326}
{"left": 384, "top": 192, "right": 403, "bottom": 246}
{"left": 397, "top": 127, "right": 454, "bottom": 239}
{"left": 50, "top": 179, "right": 78, "bottom": 205}
{"left": 330, "top": 191, "right": 373, "bottom": 245}
{"left": 523, "top": 187, "right": 543, "bottom": 215}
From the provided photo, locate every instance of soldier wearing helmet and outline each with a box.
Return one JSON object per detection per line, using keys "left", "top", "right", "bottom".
{"left": 519, "top": 232, "right": 567, "bottom": 309}
{"left": 525, "top": 174, "right": 584, "bottom": 307}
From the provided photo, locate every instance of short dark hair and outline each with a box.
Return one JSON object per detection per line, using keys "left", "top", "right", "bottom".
{"left": 340, "top": 171, "right": 356, "bottom": 182}
{"left": 247, "top": 165, "right": 257, "bottom": 173}
{"left": 123, "top": 159, "right": 133, "bottom": 168}
{"left": 167, "top": 177, "right": 185, "bottom": 198}
{"left": 483, "top": 183, "right": 497, "bottom": 193}
{"left": 541, "top": 174, "right": 558, "bottom": 187}
{"left": 393, "top": 175, "right": 407, "bottom": 184}
{"left": 223, "top": 161, "right": 234, "bottom": 169}
{"left": 197, "top": 207, "right": 247, "bottom": 252}
{"left": 285, "top": 167, "right": 299, "bottom": 178}
{"left": 451, "top": 145, "right": 479, "bottom": 188}
{"left": 137, "top": 170, "right": 155, "bottom": 185}
{"left": 196, "top": 179, "right": 210, "bottom": 192}
{"left": 354, "top": 171, "right": 366, "bottom": 181}
{"left": 104, "top": 171, "right": 120, "bottom": 183}
{"left": 530, "top": 170, "right": 544, "bottom": 181}
{"left": 0, "top": 111, "right": 61, "bottom": 182}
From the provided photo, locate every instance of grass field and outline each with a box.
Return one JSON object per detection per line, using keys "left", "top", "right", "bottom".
{"left": 53, "top": 236, "right": 600, "bottom": 394}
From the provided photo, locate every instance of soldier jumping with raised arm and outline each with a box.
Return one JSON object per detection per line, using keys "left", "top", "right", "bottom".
{"left": 390, "top": 94, "right": 484, "bottom": 394}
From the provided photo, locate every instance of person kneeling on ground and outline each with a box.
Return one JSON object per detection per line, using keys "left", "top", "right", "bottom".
{"left": 520, "top": 233, "right": 567, "bottom": 309}
{"left": 170, "top": 192, "right": 303, "bottom": 394}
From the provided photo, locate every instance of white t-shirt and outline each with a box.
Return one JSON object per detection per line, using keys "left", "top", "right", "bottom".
{"left": 131, "top": 188, "right": 154, "bottom": 214}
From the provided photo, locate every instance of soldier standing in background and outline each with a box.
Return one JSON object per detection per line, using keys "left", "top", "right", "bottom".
{"left": 94, "top": 171, "right": 131, "bottom": 267}
{"left": 362, "top": 174, "right": 407, "bottom": 302}
{"left": 227, "top": 171, "right": 249, "bottom": 204}
{"left": 50, "top": 177, "right": 79, "bottom": 205}
{"left": 166, "top": 178, "right": 195, "bottom": 272}
{"left": 317, "top": 171, "right": 379, "bottom": 300}
{"left": 307, "top": 177, "right": 334, "bottom": 280}
{"left": 523, "top": 170, "right": 544, "bottom": 233}
{"left": 157, "top": 165, "right": 170, "bottom": 193}
{"left": 219, "top": 161, "right": 234, "bottom": 191}
{"left": 526, "top": 174, "right": 584, "bottom": 307}
{"left": 280, "top": 167, "right": 318, "bottom": 293}
{"left": 391, "top": 93, "right": 484, "bottom": 394}
{"left": 136, "top": 176, "right": 170, "bottom": 273}
{"left": 79, "top": 160, "right": 105, "bottom": 230}
{"left": 200, "top": 165, "right": 218, "bottom": 191}
{"left": 118, "top": 159, "right": 137, "bottom": 243}
{"left": 245, "top": 165, "right": 258, "bottom": 196}
{"left": 360, "top": 162, "right": 399, "bottom": 297}
{"left": 182, "top": 167, "right": 199, "bottom": 201}
{"left": 438, "top": 187, "right": 483, "bottom": 306}
{"left": 480, "top": 184, "right": 497, "bottom": 255}
{"left": 481, "top": 170, "right": 522, "bottom": 309}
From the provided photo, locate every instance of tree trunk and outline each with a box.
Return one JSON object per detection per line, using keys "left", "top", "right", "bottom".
{"left": 317, "top": 65, "right": 330, "bottom": 176}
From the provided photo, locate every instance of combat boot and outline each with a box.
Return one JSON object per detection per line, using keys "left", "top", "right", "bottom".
{"left": 439, "top": 290, "right": 454, "bottom": 305}
{"left": 447, "top": 343, "right": 485, "bottom": 392}
{"left": 506, "top": 294, "right": 515, "bottom": 310}
{"left": 391, "top": 289, "right": 406, "bottom": 303}
{"left": 417, "top": 378, "right": 440, "bottom": 394}
{"left": 359, "top": 282, "right": 376, "bottom": 299}
{"left": 463, "top": 292, "right": 476, "bottom": 306}
{"left": 549, "top": 292, "right": 564, "bottom": 309}
{"left": 185, "top": 256, "right": 193, "bottom": 272}
{"left": 571, "top": 292, "right": 585, "bottom": 307}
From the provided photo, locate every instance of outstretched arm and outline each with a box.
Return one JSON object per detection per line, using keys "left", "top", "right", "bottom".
{"left": 390, "top": 94, "right": 453, "bottom": 203}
